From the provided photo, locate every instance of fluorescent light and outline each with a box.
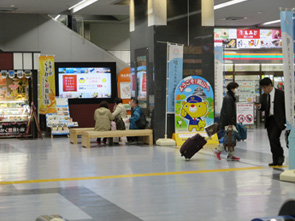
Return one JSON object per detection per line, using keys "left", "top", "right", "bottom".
{"left": 54, "top": 14, "right": 61, "bottom": 20}
{"left": 262, "top": 19, "right": 281, "bottom": 26}
{"left": 214, "top": 0, "right": 248, "bottom": 10}
{"left": 68, "top": 0, "right": 98, "bottom": 13}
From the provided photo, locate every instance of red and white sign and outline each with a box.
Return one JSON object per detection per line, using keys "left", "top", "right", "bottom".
{"left": 237, "top": 103, "right": 254, "bottom": 125}
{"left": 237, "top": 29, "right": 260, "bottom": 39}
{"left": 63, "top": 75, "right": 77, "bottom": 92}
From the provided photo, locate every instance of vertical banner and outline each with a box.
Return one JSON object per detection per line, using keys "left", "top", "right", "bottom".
{"left": 167, "top": 43, "right": 184, "bottom": 113}
{"left": 214, "top": 46, "right": 223, "bottom": 114}
{"left": 280, "top": 10, "right": 295, "bottom": 171}
{"left": 174, "top": 76, "right": 214, "bottom": 133}
{"left": 38, "top": 55, "right": 56, "bottom": 114}
{"left": 280, "top": 11, "right": 295, "bottom": 127}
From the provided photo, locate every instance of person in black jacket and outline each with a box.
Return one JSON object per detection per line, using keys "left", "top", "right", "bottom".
{"left": 213, "top": 82, "right": 240, "bottom": 161}
{"left": 254, "top": 77, "right": 286, "bottom": 166}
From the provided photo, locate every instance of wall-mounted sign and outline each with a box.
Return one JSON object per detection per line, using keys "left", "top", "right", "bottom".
{"left": 174, "top": 76, "right": 214, "bottom": 133}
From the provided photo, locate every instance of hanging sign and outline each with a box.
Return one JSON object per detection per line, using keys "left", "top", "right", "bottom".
{"left": 38, "top": 55, "right": 56, "bottom": 114}
{"left": 167, "top": 43, "right": 184, "bottom": 113}
{"left": 174, "top": 76, "right": 214, "bottom": 133}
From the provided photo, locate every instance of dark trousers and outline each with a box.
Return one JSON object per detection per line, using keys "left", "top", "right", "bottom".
{"left": 127, "top": 136, "right": 138, "bottom": 142}
{"left": 266, "top": 116, "right": 284, "bottom": 163}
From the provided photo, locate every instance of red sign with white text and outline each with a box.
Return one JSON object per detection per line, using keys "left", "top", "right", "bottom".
{"left": 63, "top": 75, "right": 77, "bottom": 92}
{"left": 237, "top": 29, "right": 260, "bottom": 39}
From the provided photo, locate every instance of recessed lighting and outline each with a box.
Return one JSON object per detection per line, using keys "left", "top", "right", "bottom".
{"left": 257, "top": 11, "right": 263, "bottom": 14}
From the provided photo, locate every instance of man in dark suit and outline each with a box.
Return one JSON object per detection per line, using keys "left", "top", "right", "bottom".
{"left": 255, "top": 77, "right": 286, "bottom": 166}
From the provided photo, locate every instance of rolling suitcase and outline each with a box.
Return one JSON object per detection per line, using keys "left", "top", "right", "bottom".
{"left": 236, "top": 123, "right": 247, "bottom": 141}
{"left": 180, "top": 133, "right": 207, "bottom": 160}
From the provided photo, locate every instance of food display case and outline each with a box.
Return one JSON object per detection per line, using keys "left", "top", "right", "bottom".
{"left": 0, "top": 71, "right": 31, "bottom": 137}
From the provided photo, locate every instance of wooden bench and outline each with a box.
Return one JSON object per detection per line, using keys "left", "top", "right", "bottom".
{"left": 69, "top": 128, "right": 94, "bottom": 144}
{"left": 81, "top": 129, "right": 153, "bottom": 148}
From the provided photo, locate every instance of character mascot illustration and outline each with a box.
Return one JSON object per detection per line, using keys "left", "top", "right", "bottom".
{"left": 181, "top": 95, "right": 208, "bottom": 131}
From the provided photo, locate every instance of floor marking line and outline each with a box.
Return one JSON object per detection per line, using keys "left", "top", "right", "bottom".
{"left": 0, "top": 167, "right": 264, "bottom": 185}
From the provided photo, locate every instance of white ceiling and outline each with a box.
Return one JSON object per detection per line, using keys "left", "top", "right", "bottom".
{"left": 0, "top": 0, "right": 294, "bottom": 27}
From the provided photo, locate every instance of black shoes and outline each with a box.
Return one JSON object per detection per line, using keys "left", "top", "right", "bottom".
{"left": 269, "top": 156, "right": 284, "bottom": 166}
{"left": 268, "top": 162, "right": 282, "bottom": 166}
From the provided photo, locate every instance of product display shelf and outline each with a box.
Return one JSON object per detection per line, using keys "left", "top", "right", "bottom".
{"left": 0, "top": 100, "right": 30, "bottom": 137}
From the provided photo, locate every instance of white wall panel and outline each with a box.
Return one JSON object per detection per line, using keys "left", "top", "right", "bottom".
{"left": 13, "top": 53, "right": 23, "bottom": 70}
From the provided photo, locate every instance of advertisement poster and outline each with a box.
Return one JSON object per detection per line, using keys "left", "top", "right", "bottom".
{"left": 280, "top": 10, "right": 295, "bottom": 127}
{"left": 175, "top": 76, "right": 214, "bottom": 133}
{"left": 136, "top": 56, "right": 147, "bottom": 101}
{"left": 38, "top": 55, "right": 56, "bottom": 114}
{"left": 214, "top": 28, "right": 282, "bottom": 49}
{"left": 117, "top": 67, "right": 131, "bottom": 114}
{"left": 46, "top": 98, "right": 78, "bottom": 136}
{"left": 236, "top": 103, "right": 254, "bottom": 125}
{"left": 167, "top": 43, "right": 184, "bottom": 113}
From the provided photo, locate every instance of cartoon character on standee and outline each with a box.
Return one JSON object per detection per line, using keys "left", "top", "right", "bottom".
{"left": 181, "top": 95, "right": 208, "bottom": 131}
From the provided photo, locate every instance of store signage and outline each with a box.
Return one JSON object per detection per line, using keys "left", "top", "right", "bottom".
{"left": 0, "top": 121, "right": 27, "bottom": 137}
{"left": 237, "top": 29, "right": 260, "bottom": 39}
{"left": 214, "top": 28, "right": 282, "bottom": 49}
{"left": 174, "top": 76, "right": 214, "bottom": 133}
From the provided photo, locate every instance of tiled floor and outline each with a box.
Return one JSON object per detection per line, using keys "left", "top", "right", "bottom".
{"left": 0, "top": 128, "right": 294, "bottom": 221}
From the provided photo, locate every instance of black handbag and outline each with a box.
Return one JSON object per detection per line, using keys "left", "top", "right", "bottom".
{"left": 136, "top": 112, "right": 148, "bottom": 129}
{"left": 114, "top": 116, "right": 126, "bottom": 130}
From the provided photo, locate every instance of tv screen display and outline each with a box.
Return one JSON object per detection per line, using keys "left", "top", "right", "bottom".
{"left": 58, "top": 67, "right": 112, "bottom": 99}
{"left": 55, "top": 62, "right": 117, "bottom": 104}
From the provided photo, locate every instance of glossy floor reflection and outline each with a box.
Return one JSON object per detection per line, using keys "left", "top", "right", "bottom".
{"left": 0, "top": 128, "right": 294, "bottom": 221}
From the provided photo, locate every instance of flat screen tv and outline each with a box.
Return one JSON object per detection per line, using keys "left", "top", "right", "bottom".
{"left": 55, "top": 62, "right": 117, "bottom": 104}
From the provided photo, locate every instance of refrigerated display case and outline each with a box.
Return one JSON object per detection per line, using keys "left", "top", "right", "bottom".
{"left": 0, "top": 73, "right": 31, "bottom": 137}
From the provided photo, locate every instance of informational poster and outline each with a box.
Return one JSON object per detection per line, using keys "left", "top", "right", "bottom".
{"left": 46, "top": 98, "right": 78, "bottom": 136}
{"left": 236, "top": 103, "right": 254, "bottom": 125}
{"left": 167, "top": 43, "right": 184, "bottom": 113}
{"left": 38, "top": 55, "right": 56, "bottom": 114}
{"left": 175, "top": 76, "right": 214, "bottom": 133}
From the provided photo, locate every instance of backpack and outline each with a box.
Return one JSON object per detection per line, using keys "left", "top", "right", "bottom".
{"left": 114, "top": 116, "right": 126, "bottom": 130}
{"left": 136, "top": 112, "right": 148, "bottom": 129}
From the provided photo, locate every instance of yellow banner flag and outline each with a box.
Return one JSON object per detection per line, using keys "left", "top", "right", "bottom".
{"left": 38, "top": 55, "right": 56, "bottom": 114}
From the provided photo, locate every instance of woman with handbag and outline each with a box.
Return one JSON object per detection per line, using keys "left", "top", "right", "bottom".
{"left": 213, "top": 82, "right": 240, "bottom": 161}
{"left": 112, "top": 98, "right": 127, "bottom": 144}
